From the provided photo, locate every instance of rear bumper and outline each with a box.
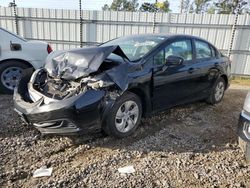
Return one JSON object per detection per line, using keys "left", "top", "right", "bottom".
{"left": 238, "top": 111, "right": 250, "bottom": 142}
{"left": 13, "top": 70, "right": 107, "bottom": 134}
{"left": 29, "top": 60, "right": 45, "bottom": 70}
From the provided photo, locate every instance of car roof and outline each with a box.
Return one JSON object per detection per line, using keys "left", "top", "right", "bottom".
{"left": 125, "top": 33, "right": 216, "bottom": 49}
{"left": 123, "top": 33, "right": 208, "bottom": 41}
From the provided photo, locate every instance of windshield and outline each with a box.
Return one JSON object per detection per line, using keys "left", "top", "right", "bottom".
{"left": 101, "top": 35, "right": 167, "bottom": 61}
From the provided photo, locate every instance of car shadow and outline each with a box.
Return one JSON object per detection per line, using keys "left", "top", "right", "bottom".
{"left": 0, "top": 89, "right": 247, "bottom": 156}
{"left": 69, "top": 89, "right": 246, "bottom": 155}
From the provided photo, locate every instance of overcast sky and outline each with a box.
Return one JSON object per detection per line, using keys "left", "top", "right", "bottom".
{"left": 0, "top": 0, "right": 180, "bottom": 12}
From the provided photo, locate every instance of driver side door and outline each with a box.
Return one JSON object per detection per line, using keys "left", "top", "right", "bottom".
{"left": 152, "top": 38, "right": 199, "bottom": 111}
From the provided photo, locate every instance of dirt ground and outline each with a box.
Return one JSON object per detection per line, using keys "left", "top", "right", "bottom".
{"left": 0, "top": 85, "right": 250, "bottom": 188}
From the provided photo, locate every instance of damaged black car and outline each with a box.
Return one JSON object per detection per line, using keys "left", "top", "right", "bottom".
{"left": 13, "top": 34, "right": 231, "bottom": 138}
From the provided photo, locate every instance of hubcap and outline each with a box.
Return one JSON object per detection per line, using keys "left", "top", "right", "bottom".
{"left": 1, "top": 67, "right": 23, "bottom": 90}
{"left": 215, "top": 81, "right": 225, "bottom": 101}
{"left": 115, "top": 100, "right": 139, "bottom": 133}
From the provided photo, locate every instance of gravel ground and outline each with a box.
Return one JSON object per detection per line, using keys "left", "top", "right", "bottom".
{"left": 0, "top": 86, "right": 250, "bottom": 188}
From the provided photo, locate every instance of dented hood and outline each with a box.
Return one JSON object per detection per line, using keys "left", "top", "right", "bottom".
{"left": 44, "top": 45, "right": 129, "bottom": 80}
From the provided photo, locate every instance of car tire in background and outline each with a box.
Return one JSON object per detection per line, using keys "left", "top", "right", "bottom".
{"left": 0, "top": 60, "right": 30, "bottom": 94}
{"left": 239, "top": 137, "right": 250, "bottom": 163}
{"left": 207, "top": 77, "right": 226, "bottom": 104}
{"left": 103, "top": 92, "right": 142, "bottom": 138}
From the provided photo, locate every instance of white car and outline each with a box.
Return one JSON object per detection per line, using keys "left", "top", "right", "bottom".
{"left": 0, "top": 27, "right": 52, "bottom": 94}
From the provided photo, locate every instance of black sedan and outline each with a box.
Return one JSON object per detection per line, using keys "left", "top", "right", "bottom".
{"left": 14, "top": 34, "right": 231, "bottom": 138}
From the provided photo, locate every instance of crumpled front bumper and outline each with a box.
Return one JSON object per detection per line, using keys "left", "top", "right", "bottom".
{"left": 238, "top": 110, "right": 250, "bottom": 142}
{"left": 13, "top": 69, "right": 107, "bottom": 135}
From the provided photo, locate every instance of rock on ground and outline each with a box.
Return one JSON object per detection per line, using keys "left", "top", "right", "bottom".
{"left": 0, "top": 87, "right": 250, "bottom": 187}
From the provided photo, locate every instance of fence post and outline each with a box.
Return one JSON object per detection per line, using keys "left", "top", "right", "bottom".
{"left": 152, "top": 0, "right": 158, "bottom": 33}
{"left": 79, "top": 0, "right": 83, "bottom": 47}
{"left": 9, "top": 0, "right": 19, "bottom": 35}
{"left": 227, "top": 15, "right": 238, "bottom": 58}
{"left": 227, "top": 2, "right": 245, "bottom": 58}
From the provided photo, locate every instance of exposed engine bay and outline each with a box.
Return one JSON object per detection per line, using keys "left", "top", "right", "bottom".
{"left": 31, "top": 61, "right": 117, "bottom": 100}
{"left": 28, "top": 45, "right": 130, "bottom": 102}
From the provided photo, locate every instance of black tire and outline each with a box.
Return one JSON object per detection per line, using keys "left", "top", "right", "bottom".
{"left": 0, "top": 60, "right": 30, "bottom": 94}
{"left": 103, "top": 92, "right": 142, "bottom": 138}
{"left": 206, "top": 77, "right": 226, "bottom": 104}
{"left": 239, "top": 137, "right": 250, "bottom": 163}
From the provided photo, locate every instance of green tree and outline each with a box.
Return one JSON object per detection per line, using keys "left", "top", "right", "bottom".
{"left": 102, "top": 0, "right": 139, "bottom": 11}
{"left": 180, "top": 0, "right": 191, "bottom": 13}
{"left": 102, "top": 4, "right": 110, "bottom": 11}
{"left": 189, "top": 3, "right": 195, "bottom": 13}
{"left": 214, "top": 0, "right": 249, "bottom": 14}
{"left": 139, "top": 0, "right": 171, "bottom": 12}
{"left": 181, "top": 0, "right": 211, "bottom": 13}
{"left": 207, "top": 6, "right": 216, "bottom": 14}
{"left": 192, "top": 0, "right": 211, "bottom": 13}
{"left": 139, "top": 2, "right": 156, "bottom": 12}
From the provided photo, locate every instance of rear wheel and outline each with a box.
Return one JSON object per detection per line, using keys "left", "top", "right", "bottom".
{"left": 0, "top": 60, "right": 30, "bottom": 94}
{"left": 103, "top": 92, "right": 142, "bottom": 138}
{"left": 207, "top": 77, "right": 226, "bottom": 104}
{"left": 239, "top": 137, "right": 250, "bottom": 163}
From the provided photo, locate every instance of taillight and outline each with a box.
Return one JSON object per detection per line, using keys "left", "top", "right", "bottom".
{"left": 47, "top": 44, "right": 53, "bottom": 54}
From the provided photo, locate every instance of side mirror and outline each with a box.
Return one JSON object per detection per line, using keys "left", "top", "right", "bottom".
{"left": 166, "top": 55, "right": 184, "bottom": 66}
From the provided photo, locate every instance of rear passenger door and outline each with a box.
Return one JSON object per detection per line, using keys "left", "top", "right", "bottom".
{"left": 192, "top": 39, "right": 219, "bottom": 97}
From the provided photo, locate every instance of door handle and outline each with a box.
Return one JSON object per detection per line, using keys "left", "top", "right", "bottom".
{"left": 188, "top": 67, "right": 195, "bottom": 73}
{"left": 162, "top": 65, "right": 168, "bottom": 72}
{"left": 188, "top": 67, "right": 200, "bottom": 73}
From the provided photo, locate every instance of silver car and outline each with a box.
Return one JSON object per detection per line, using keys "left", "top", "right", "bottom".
{"left": 238, "top": 92, "right": 250, "bottom": 162}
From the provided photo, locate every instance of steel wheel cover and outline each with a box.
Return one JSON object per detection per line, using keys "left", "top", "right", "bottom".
{"left": 215, "top": 81, "right": 225, "bottom": 101}
{"left": 115, "top": 100, "right": 139, "bottom": 133}
{"left": 1, "top": 67, "right": 23, "bottom": 90}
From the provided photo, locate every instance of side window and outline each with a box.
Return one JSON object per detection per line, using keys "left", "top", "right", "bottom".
{"left": 154, "top": 49, "right": 165, "bottom": 65}
{"left": 165, "top": 40, "right": 192, "bottom": 61}
{"left": 195, "top": 40, "right": 212, "bottom": 59}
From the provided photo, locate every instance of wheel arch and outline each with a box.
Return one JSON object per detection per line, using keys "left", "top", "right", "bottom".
{"left": 0, "top": 58, "right": 33, "bottom": 68}
{"left": 127, "top": 87, "right": 151, "bottom": 117}
{"left": 220, "top": 74, "right": 229, "bottom": 89}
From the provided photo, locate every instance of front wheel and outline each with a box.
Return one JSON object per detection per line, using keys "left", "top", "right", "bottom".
{"left": 206, "top": 77, "right": 226, "bottom": 104}
{"left": 0, "top": 61, "right": 30, "bottom": 94}
{"left": 103, "top": 92, "right": 142, "bottom": 138}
